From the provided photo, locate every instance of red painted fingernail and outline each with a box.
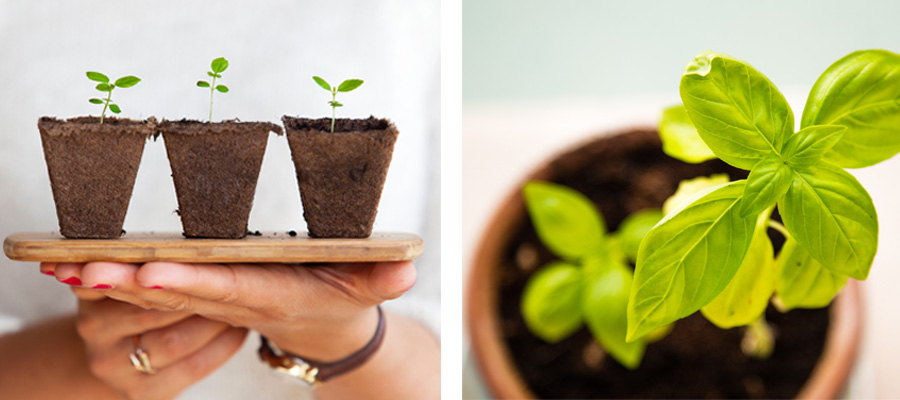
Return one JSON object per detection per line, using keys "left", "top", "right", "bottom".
{"left": 148, "top": 285, "right": 165, "bottom": 290}
{"left": 61, "top": 277, "right": 82, "bottom": 286}
{"left": 41, "top": 270, "right": 55, "bottom": 276}
{"left": 92, "top": 284, "right": 112, "bottom": 290}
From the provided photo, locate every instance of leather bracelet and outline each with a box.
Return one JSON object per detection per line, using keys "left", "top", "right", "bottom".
{"left": 258, "top": 306, "right": 386, "bottom": 386}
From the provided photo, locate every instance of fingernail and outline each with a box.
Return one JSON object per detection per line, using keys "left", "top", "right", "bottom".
{"left": 41, "top": 270, "right": 55, "bottom": 276}
{"left": 60, "top": 277, "right": 82, "bottom": 286}
{"left": 148, "top": 285, "right": 165, "bottom": 290}
{"left": 92, "top": 284, "right": 112, "bottom": 290}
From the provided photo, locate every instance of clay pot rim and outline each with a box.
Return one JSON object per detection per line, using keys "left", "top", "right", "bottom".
{"left": 282, "top": 115, "right": 396, "bottom": 134}
{"left": 465, "top": 126, "right": 863, "bottom": 399}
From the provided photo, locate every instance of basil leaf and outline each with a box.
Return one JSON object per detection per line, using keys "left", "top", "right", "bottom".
{"left": 114, "top": 76, "right": 141, "bottom": 88}
{"left": 523, "top": 181, "right": 606, "bottom": 260}
{"left": 86, "top": 71, "right": 109, "bottom": 83}
{"left": 521, "top": 262, "right": 583, "bottom": 343}
{"left": 801, "top": 50, "right": 900, "bottom": 168}
{"left": 338, "top": 79, "right": 364, "bottom": 92}
{"left": 583, "top": 260, "right": 645, "bottom": 369}
{"left": 680, "top": 51, "right": 794, "bottom": 170}
{"left": 627, "top": 180, "right": 756, "bottom": 342}
{"left": 196, "top": 80, "right": 210, "bottom": 88}
{"left": 778, "top": 164, "right": 878, "bottom": 280}
{"left": 617, "top": 209, "right": 663, "bottom": 263}
{"left": 775, "top": 237, "right": 848, "bottom": 310}
{"left": 662, "top": 174, "right": 730, "bottom": 216}
{"left": 782, "top": 125, "right": 846, "bottom": 168}
{"left": 739, "top": 155, "right": 792, "bottom": 218}
{"left": 210, "top": 57, "right": 229, "bottom": 73}
{"left": 313, "top": 76, "right": 331, "bottom": 91}
{"left": 701, "top": 214, "right": 775, "bottom": 328}
{"left": 658, "top": 105, "right": 716, "bottom": 164}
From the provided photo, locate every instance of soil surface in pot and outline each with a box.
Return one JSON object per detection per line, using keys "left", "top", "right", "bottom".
{"left": 497, "top": 129, "right": 829, "bottom": 399}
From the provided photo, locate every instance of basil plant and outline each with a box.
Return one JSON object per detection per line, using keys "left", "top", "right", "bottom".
{"left": 628, "top": 49, "right": 900, "bottom": 348}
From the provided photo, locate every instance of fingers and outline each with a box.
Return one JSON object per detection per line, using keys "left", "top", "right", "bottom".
{"left": 77, "top": 298, "right": 192, "bottom": 345}
{"left": 39, "top": 262, "right": 57, "bottom": 277}
{"left": 368, "top": 261, "right": 418, "bottom": 300}
{"left": 127, "top": 315, "right": 233, "bottom": 370}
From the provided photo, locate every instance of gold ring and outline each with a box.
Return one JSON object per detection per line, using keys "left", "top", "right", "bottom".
{"left": 129, "top": 335, "right": 156, "bottom": 374}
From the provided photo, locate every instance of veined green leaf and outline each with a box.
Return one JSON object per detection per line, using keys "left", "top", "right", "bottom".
{"left": 617, "top": 209, "right": 663, "bottom": 263}
{"left": 338, "top": 79, "right": 364, "bottom": 92}
{"left": 88, "top": 98, "right": 103, "bottom": 104}
{"left": 701, "top": 213, "right": 775, "bottom": 328}
{"left": 583, "top": 260, "right": 645, "bottom": 369}
{"left": 523, "top": 181, "right": 606, "bottom": 260}
{"left": 196, "top": 80, "right": 210, "bottom": 88}
{"left": 680, "top": 51, "right": 794, "bottom": 169}
{"left": 313, "top": 76, "right": 331, "bottom": 91}
{"left": 775, "top": 237, "right": 848, "bottom": 310}
{"left": 215, "top": 85, "right": 229, "bottom": 93}
{"left": 109, "top": 104, "right": 121, "bottom": 114}
{"left": 739, "top": 155, "right": 792, "bottom": 218}
{"left": 801, "top": 50, "right": 900, "bottom": 168}
{"left": 778, "top": 165, "right": 877, "bottom": 280}
{"left": 114, "top": 76, "right": 140, "bottom": 88}
{"left": 95, "top": 83, "right": 112, "bottom": 92}
{"left": 782, "top": 125, "right": 846, "bottom": 168}
{"left": 207, "top": 71, "right": 222, "bottom": 78}
{"left": 658, "top": 105, "right": 716, "bottom": 164}
{"left": 627, "top": 180, "right": 756, "bottom": 342}
{"left": 210, "top": 57, "right": 229, "bottom": 73}
{"left": 521, "top": 262, "right": 583, "bottom": 343}
{"left": 86, "top": 71, "right": 109, "bottom": 83}
{"left": 662, "top": 174, "right": 730, "bottom": 216}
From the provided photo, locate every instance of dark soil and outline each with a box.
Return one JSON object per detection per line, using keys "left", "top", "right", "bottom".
{"left": 38, "top": 116, "right": 155, "bottom": 239}
{"left": 160, "top": 120, "right": 282, "bottom": 239}
{"left": 282, "top": 116, "right": 398, "bottom": 238}
{"left": 498, "top": 129, "right": 828, "bottom": 399}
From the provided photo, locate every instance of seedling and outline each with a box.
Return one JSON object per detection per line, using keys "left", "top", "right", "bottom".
{"left": 196, "top": 57, "right": 230, "bottom": 122}
{"left": 86, "top": 72, "right": 140, "bottom": 124}
{"left": 626, "top": 50, "right": 900, "bottom": 356}
{"left": 312, "top": 76, "right": 364, "bottom": 133}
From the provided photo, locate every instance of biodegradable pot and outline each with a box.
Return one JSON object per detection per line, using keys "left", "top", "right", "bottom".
{"left": 466, "top": 128, "right": 863, "bottom": 399}
{"left": 282, "top": 116, "right": 398, "bottom": 238}
{"left": 159, "top": 120, "right": 282, "bottom": 239}
{"left": 38, "top": 116, "right": 154, "bottom": 239}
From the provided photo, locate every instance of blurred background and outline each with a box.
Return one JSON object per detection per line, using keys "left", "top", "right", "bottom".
{"left": 464, "top": 0, "right": 900, "bottom": 398}
{"left": 0, "top": 1, "right": 439, "bottom": 398}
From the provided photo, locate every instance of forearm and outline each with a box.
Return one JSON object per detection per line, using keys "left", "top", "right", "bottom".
{"left": 0, "top": 315, "right": 121, "bottom": 399}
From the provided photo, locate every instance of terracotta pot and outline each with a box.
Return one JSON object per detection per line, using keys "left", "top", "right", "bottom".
{"left": 160, "top": 120, "right": 282, "bottom": 239}
{"left": 282, "top": 116, "right": 398, "bottom": 238}
{"left": 38, "top": 116, "right": 155, "bottom": 239}
{"left": 466, "top": 128, "right": 863, "bottom": 399}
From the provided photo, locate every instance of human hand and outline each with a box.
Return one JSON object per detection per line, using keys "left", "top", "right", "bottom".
{"left": 43, "top": 263, "right": 248, "bottom": 400}
{"left": 45, "top": 260, "right": 416, "bottom": 362}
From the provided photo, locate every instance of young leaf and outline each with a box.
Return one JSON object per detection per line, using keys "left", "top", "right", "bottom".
{"left": 86, "top": 71, "right": 109, "bottom": 83}
{"left": 337, "top": 79, "right": 364, "bottom": 92}
{"left": 95, "top": 83, "right": 112, "bottom": 92}
{"left": 627, "top": 180, "right": 756, "bottom": 342}
{"left": 210, "top": 57, "right": 229, "bottom": 73}
{"left": 662, "top": 174, "right": 730, "bottom": 216}
{"left": 701, "top": 214, "right": 775, "bottom": 328}
{"left": 782, "top": 125, "right": 846, "bottom": 169}
{"left": 521, "top": 262, "right": 583, "bottom": 343}
{"left": 114, "top": 76, "right": 141, "bottom": 88}
{"left": 88, "top": 98, "right": 103, "bottom": 104}
{"left": 775, "top": 237, "right": 848, "bottom": 310}
{"left": 330, "top": 101, "right": 343, "bottom": 107}
{"left": 680, "top": 51, "right": 794, "bottom": 170}
{"left": 739, "top": 155, "right": 792, "bottom": 218}
{"left": 523, "top": 181, "right": 606, "bottom": 260}
{"left": 778, "top": 164, "right": 877, "bottom": 280}
{"left": 616, "top": 209, "right": 663, "bottom": 263}
{"left": 801, "top": 50, "right": 900, "bottom": 168}
{"left": 196, "top": 80, "right": 210, "bottom": 88}
{"left": 658, "top": 105, "right": 716, "bottom": 164}
{"left": 583, "top": 260, "right": 645, "bottom": 369}
{"left": 216, "top": 85, "right": 229, "bottom": 93}
{"left": 207, "top": 71, "right": 222, "bottom": 78}
{"left": 109, "top": 104, "right": 121, "bottom": 114}
{"left": 313, "top": 76, "right": 331, "bottom": 91}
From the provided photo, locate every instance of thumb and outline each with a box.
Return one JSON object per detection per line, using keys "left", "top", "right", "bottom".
{"left": 367, "top": 261, "right": 417, "bottom": 300}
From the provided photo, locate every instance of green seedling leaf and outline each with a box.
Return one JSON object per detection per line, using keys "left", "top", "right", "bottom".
{"left": 662, "top": 174, "right": 730, "bottom": 216}
{"left": 658, "top": 105, "right": 716, "bottom": 164}
{"left": 780, "top": 125, "right": 846, "bottom": 169}
{"left": 313, "top": 76, "right": 331, "bottom": 91}
{"left": 523, "top": 181, "right": 606, "bottom": 260}
{"left": 521, "top": 262, "right": 583, "bottom": 343}
{"left": 617, "top": 209, "right": 663, "bottom": 263}
{"left": 739, "top": 155, "right": 792, "bottom": 218}
{"left": 88, "top": 98, "right": 103, "bottom": 104}
{"left": 197, "top": 80, "right": 210, "bottom": 88}
{"left": 801, "top": 50, "right": 900, "bottom": 168}
{"left": 86, "top": 71, "right": 109, "bottom": 83}
{"left": 583, "top": 260, "right": 645, "bottom": 369}
{"left": 210, "top": 57, "right": 229, "bottom": 73}
{"left": 216, "top": 85, "right": 229, "bottom": 93}
{"left": 114, "top": 76, "right": 141, "bottom": 88}
{"left": 701, "top": 213, "right": 775, "bottom": 328}
{"left": 680, "top": 51, "right": 794, "bottom": 170}
{"left": 778, "top": 164, "right": 877, "bottom": 280}
{"left": 96, "top": 83, "right": 112, "bottom": 92}
{"left": 338, "top": 79, "right": 364, "bottom": 92}
{"left": 627, "top": 180, "right": 755, "bottom": 342}
{"left": 329, "top": 101, "right": 343, "bottom": 107}
{"left": 207, "top": 71, "right": 222, "bottom": 78}
{"left": 109, "top": 104, "right": 121, "bottom": 114}
{"left": 775, "top": 237, "right": 848, "bottom": 310}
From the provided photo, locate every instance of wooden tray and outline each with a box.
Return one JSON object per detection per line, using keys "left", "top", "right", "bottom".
{"left": 3, "top": 232, "right": 424, "bottom": 263}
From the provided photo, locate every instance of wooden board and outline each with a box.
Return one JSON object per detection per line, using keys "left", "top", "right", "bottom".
{"left": 3, "top": 232, "right": 424, "bottom": 263}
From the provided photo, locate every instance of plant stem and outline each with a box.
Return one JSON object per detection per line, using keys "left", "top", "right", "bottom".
{"left": 100, "top": 90, "right": 112, "bottom": 124}
{"left": 741, "top": 314, "right": 775, "bottom": 359}
{"left": 331, "top": 89, "right": 337, "bottom": 133}
{"left": 209, "top": 75, "right": 216, "bottom": 122}
{"left": 768, "top": 220, "right": 790, "bottom": 239}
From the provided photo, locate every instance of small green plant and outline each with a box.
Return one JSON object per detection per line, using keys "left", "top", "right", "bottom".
{"left": 312, "top": 76, "right": 364, "bottom": 132}
{"left": 626, "top": 49, "right": 900, "bottom": 354}
{"left": 196, "top": 57, "right": 229, "bottom": 122}
{"left": 86, "top": 72, "right": 140, "bottom": 124}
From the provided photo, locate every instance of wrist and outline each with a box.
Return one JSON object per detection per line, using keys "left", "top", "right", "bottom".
{"left": 263, "top": 306, "right": 380, "bottom": 361}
